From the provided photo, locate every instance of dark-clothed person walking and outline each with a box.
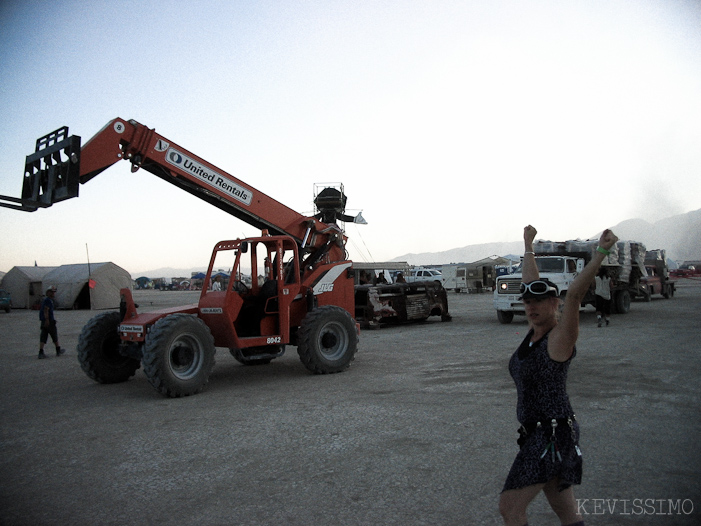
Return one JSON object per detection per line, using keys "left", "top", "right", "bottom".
{"left": 38, "top": 286, "right": 64, "bottom": 359}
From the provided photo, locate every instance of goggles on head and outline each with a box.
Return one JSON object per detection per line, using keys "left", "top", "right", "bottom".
{"left": 520, "top": 280, "right": 557, "bottom": 295}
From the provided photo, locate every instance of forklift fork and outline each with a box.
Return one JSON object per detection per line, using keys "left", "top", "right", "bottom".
{"left": 0, "top": 126, "right": 81, "bottom": 211}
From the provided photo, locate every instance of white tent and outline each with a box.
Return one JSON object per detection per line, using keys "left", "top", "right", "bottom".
{"left": 0, "top": 262, "right": 132, "bottom": 310}
{"left": 0, "top": 266, "right": 58, "bottom": 309}
{"left": 44, "top": 262, "right": 132, "bottom": 310}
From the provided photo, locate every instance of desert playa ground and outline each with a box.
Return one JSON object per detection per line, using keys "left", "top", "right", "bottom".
{"left": 1, "top": 281, "right": 699, "bottom": 525}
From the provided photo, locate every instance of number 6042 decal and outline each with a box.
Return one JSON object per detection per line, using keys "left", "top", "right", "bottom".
{"left": 267, "top": 336, "right": 282, "bottom": 344}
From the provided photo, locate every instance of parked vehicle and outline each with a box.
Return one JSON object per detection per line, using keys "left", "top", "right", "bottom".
{"left": 354, "top": 281, "right": 451, "bottom": 328}
{"left": 352, "top": 262, "right": 451, "bottom": 327}
{"left": 0, "top": 118, "right": 363, "bottom": 397}
{"left": 441, "top": 265, "right": 467, "bottom": 292}
{"left": 640, "top": 249, "right": 676, "bottom": 300}
{"left": 0, "top": 289, "right": 11, "bottom": 313}
{"left": 404, "top": 267, "right": 443, "bottom": 284}
{"left": 493, "top": 239, "right": 647, "bottom": 324}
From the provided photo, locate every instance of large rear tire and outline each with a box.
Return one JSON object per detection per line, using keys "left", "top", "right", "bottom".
{"left": 297, "top": 306, "right": 357, "bottom": 374}
{"left": 143, "top": 314, "right": 215, "bottom": 398}
{"left": 77, "top": 311, "right": 140, "bottom": 383}
{"left": 614, "top": 290, "right": 631, "bottom": 314}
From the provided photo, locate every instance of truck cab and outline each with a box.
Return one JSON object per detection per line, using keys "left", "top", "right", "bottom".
{"left": 493, "top": 256, "right": 584, "bottom": 324}
{"left": 639, "top": 261, "right": 675, "bottom": 300}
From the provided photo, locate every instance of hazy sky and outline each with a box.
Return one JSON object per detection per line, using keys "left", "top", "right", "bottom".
{"left": 1, "top": 0, "right": 700, "bottom": 274}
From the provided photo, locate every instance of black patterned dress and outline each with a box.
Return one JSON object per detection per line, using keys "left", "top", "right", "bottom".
{"left": 502, "top": 330, "right": 583, "bottom": 492}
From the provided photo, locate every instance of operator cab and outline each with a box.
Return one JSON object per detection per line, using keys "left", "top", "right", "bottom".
{"left": 202, "top": 234, "right": 301, "bottom": 339}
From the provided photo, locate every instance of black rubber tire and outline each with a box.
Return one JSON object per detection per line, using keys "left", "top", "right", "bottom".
{"left": 142, "top": 314, "right": 215, "bottom": 397}
{"left": 77, "top": 311, "right": 140, "bottom": 384}
{"left": 615, "top": 290, "right": 631, "bottom": 314}
{"left": 297, "top": 306, "right": 357, "bottom": 374}
{"left": 497, "top": 310, "right": 514, "bottom": 324}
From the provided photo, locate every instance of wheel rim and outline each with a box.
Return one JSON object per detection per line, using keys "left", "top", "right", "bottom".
{"left": 317, "top": 321, "right": 349, "bottom": 361}
{"left": 167, "top": 333, "right": 204, "bottom": 380}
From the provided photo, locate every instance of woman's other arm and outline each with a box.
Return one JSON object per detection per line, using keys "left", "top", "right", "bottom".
{"left": 521, "top": 225, "right": 539, "bottom": 283}
{"left": 549, "top": 229, "right": 619, "bottom": 361}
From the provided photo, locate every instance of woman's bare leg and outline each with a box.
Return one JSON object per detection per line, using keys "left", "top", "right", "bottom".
{"left": 499, "top": 483, "right": 545, "bottom": 526}
{"left": 542, "top": 478, "right": 583, "bottom": 525}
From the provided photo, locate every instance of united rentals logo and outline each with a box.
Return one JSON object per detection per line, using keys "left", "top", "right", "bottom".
{"left": 165, "top": 149, "right": 253, "bottom": 206}
{"left": 119, "top": 325, "right": 144, "bottom": 333}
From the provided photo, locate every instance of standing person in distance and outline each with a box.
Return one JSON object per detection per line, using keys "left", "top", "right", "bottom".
{"left": 38, "top": 286, "right": 64, "bottom": 359}
{"left": 499, "top": 225, "right": 618, "bottom": 526}
{"left": 594, "top": 267, "right": 612, "bottom": 327}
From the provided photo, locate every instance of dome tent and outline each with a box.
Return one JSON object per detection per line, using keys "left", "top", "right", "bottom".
{"left": 0, "top": 266, "right": 58, "bottom": 309}
{"left": 43, "top": 262, "right": 132, "bottom": 310}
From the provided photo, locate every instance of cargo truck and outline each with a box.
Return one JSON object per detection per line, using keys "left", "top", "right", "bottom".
{"left": 494, "top": 238, "right": 647, "bottom": 324}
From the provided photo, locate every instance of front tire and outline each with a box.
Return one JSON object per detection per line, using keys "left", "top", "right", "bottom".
{"left": 297, "top": 306, "right": 357, "bottom": 374}
{"left": 143, "top": 314, "right": 215, "bottom": 397}
{"left": 77, "top": 311, "right": 140, "bottom": 383}
{"left": 497, "top": 310, "right": 514, "bottom": 324}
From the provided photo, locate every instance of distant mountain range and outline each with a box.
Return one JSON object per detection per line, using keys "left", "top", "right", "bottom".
{"left": 390, "top": 208, "right": 701, "bottom": 267}
{"left": 131, "top": 266, "right": 205, "bottom": 280}
{"left": 132, "top": 209, "right": 701, "bottom": 278}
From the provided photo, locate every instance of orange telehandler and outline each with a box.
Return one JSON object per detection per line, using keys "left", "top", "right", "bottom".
{"left": 0, "top": 118, "right": 361, "bottom": 397}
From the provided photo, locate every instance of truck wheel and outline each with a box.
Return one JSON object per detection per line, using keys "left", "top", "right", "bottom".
{"left": 297, "top": 306, "right": 357, "bottom": 374}
{"left": 663, "top": 286, "right": 673, "bottom": 299}
{"left": 497, "top": 310, "right": 514, "bottom": 324}
{"left": 615, "top": 290, "right": 631, "bottom": 314}
{"left": 77, "top": 311, "right": 140, "bottom": 383}
{"left": 143, "top": 314, "right": 215, "bottom": 397}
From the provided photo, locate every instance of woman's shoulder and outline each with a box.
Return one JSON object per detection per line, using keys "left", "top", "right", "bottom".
{"left": 540, "top": 328, "right": 577, "bottom": 363}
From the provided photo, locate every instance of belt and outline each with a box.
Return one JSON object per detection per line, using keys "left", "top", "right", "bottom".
{"left": 517, "top": 415, "right": 576, "bottom": 447}
{"left": 520, "top": 415, "right": 576, "bottom": 435}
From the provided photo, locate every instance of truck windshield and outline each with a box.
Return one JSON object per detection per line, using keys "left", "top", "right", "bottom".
{"left": 536, "top": 258, "right": 565, "bottom": 273}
